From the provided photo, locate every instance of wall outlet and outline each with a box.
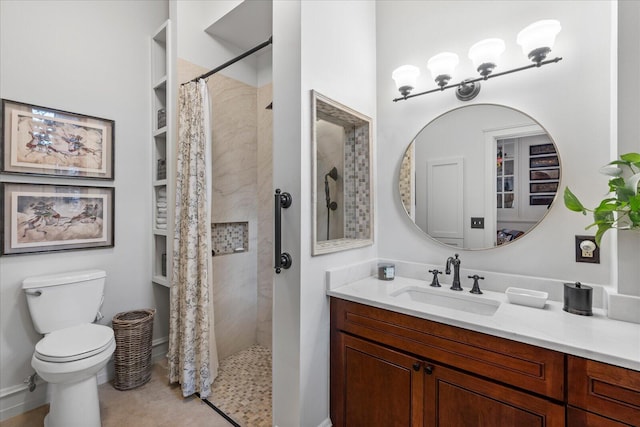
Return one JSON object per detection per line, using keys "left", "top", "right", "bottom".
{"left": 471, "top": 217, "right": 484, "bottom": 229}
{"left": 575, "top": 235, "right": 600, "bottom": 264}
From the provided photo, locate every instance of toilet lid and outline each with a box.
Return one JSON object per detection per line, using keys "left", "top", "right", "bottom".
{"left": 35, "top": 324, "right": 114, "bottom": 363}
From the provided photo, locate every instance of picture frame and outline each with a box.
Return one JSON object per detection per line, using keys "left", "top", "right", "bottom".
{"left": 530, "top": 168, "right": 560, "bottom": 181}
{"left": 1, "top": 99, "right": 114, "bottom": 179}
{"left": 529, "top": 143, "right": 556, "bottom": 156}
{"left": 529, "top": 155, "right": 559, "bottom": 169}
{"left": 530, "top": 194, "right": 556, "bottom": 206}
{"left": 530, "top": 182, "right": 559, "bottom": 193}
{"left": 1, "top": 182, "right": 114, "bottom": 255}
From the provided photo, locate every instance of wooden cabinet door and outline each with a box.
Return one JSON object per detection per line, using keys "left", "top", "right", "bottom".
{"left": 331, "top": 332, "right": 424, "bottom": 427}
{"left": 424, "top": 363, "right": 565, "bottom": 427}
{"left": 567, "top": 356, "right": 640, "bottom": 426}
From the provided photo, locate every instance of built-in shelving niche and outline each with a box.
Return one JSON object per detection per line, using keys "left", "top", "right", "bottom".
{"left": 212, "top": 222, "right": 248, "bottom": 256}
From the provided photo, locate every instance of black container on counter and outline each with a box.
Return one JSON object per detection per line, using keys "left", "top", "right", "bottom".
{"left": 563, "top": 281, "right": 593, "bottom": 316}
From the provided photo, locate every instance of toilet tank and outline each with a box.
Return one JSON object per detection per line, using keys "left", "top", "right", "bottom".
{"left": 22, "top": 270, "right": 106, "bottom": 334}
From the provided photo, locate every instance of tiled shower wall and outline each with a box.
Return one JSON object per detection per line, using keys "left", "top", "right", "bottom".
{"left": 256, "top": 83, "right": 273, "bottom": 349}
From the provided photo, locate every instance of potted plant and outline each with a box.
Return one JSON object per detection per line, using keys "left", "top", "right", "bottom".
{"left": 564, "top": 152, "right": 640, "bottom": 246}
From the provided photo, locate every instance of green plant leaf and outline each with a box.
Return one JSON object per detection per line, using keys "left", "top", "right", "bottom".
{"left": 595, "top": 223, "right": 611, "bottom": 246}
{"left": 620, "top": 152, "right": 640, "bottom": 163}
{"left": 563, "top": 187, "right": 586, "bottom": 214}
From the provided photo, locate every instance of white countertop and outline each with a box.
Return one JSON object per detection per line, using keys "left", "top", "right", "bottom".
{"left": 327, "top": 275, "right": 640, "bottom": 372}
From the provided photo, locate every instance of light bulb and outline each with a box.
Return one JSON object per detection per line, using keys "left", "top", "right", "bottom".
{"left": 517, "top": 19, "right": 561, "bottom": 63}
{"left": 468, "top": 38, "right": 505, "bottom": 77}
{"left": 392, "top": 65, "right": 420, "bottom": 97}
{"left": 427, "top": 52, "right": 459, "bottom": 88}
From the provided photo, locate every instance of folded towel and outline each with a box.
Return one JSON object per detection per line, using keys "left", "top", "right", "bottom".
{"left": 156, "top": 202, "right": 167, "bottom": 208}
{"left": 156, "top": 223, "right": 167, "bottom": 229}
{"left": 156, "top": 217, "right": 167, "bottom": 224}
{"left": 158, "top": 188, "right": 167, "bottom": 196}
{"left": 157, "top": 207, "right": 167, "bottom": 213}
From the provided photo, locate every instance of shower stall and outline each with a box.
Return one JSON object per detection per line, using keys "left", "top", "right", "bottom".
{"left": 175, "top": 29, "right": 274, "bottom": 427}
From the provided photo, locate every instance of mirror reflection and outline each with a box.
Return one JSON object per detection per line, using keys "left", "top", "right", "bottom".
{"left": 399, "top": 104, "right": 560, "bottom": 250}
{"left": 312, "top": 91, "right": 373, "bottom": 255}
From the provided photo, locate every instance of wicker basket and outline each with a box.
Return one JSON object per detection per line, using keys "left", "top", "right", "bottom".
{"left": 112, "top": 308, "right": 155, "bottom": 390}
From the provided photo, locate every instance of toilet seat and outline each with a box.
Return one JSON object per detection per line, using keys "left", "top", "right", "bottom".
{"left": 35, "top": 323, "right": 114, "bottom": 363}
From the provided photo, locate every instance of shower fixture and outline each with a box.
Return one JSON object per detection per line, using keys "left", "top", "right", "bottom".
{"left": 324, "top": 167, "right": 338, "bottom": 240}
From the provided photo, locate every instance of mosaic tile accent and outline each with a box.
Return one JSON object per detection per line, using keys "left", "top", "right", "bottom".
{"left": 211, "top": 222, "right": 249, "bottom": 256}
{"left": 210, "top": 345, "right": 272, "bottom": 427}
{"left": 399, "top": 142, "right": 414, "bottom": 218}
{"left": 344, "top": 123, "right": 371, "bottom": 239}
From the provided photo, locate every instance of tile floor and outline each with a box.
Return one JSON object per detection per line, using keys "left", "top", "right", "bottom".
{"left": 209, "top": 345, "right": 272, "bottom": 427}
{"left": 1, "top": 345, "right": 272, "bottom": 427}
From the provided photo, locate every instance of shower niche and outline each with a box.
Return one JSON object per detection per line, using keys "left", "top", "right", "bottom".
{"left": 312, "top": 91, "right": 373, "bottom": 255}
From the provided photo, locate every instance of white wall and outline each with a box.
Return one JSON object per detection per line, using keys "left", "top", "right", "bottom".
{"left": 0, "top": 0, "right": 168, "bottom": 419}
{"left": 176, "top": 0, "right": 262, "bottom": 87}
{"left": 272, "top": 1, "right": 377, "bottom": 426}
{"left": 376, "top": 1, "right": 614, "bottom": 286}
{"left": 617, "top": 0, "right": 640, "bottom": 296}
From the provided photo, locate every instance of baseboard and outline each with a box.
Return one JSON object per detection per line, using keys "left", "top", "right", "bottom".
{"left": 0, "top": 378, "right": 48, "bottom": 422}
{"left": 0, "top": 335, "right": 170, "bottom": 422}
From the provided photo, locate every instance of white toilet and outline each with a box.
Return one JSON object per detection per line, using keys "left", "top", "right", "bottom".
{"left": 23, "top": 269, "right": 116, "bottom": 427}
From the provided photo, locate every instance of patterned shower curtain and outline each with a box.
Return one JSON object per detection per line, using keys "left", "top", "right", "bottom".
{"left": 168, "top": 79, "right": 219, "bottom": 398}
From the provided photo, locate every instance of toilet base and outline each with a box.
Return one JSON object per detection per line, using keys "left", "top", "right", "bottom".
{"left": 45, "top": 374, "right": 101, "bottom": 427}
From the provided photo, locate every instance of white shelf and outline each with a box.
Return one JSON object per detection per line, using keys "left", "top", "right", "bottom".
{"left": 152, "top": 275, "right": 169, "bottom": 288}
{"left": 153, "top": 76, "right": 167, "bottom": 90}
{"left": 151, "top": 19, "right": 173, "bottom": 289}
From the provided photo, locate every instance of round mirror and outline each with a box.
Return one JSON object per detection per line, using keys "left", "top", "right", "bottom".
{"left": 399, "top": 104, "right": 560, "bottom": 250}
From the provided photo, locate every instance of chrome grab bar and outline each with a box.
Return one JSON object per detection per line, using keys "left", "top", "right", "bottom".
{"left": 274, "top": 189, "right": 292, "bottom": 274}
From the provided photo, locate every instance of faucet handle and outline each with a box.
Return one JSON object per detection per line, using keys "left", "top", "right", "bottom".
{"left": 428, "top": 269, "right": 442, "bottom": 287}
{"left": 468, "top": 275, "right": 485, "bottom": 294}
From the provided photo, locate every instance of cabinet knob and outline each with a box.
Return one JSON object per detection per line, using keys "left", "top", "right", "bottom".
{"left": 412, "top": 362, "right": 421, "bottom": 371}
{"left": 424, "top": 365, "right": 433, "bottom": 375}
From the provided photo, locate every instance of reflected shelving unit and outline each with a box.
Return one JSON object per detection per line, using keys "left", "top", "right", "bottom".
{"left": 150, "top": 20, "right": 174, "bottom": 288}
{"left": 496, "top": 140, "right": 517, "bottom": 212}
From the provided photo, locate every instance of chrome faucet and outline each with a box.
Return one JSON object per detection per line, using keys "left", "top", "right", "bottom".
{"left": 445, "top": 253, "right": 463, "bottom": 291}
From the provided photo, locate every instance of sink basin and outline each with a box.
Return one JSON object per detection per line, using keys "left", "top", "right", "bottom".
{"left": 390, "top": 286, "right": 500, "bottom": 316}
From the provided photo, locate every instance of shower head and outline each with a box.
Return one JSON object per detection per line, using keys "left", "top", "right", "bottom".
{"left": 326, "top": 167, "right": 338, "bottom": 181}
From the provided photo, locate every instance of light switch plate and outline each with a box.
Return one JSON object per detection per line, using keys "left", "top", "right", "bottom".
{"left": 575, "top": 235, "right": 600, "bottom": 264}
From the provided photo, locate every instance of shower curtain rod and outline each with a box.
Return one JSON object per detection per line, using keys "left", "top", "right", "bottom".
{"left": 183, "top": 36, "right": 273, "bottom": 85}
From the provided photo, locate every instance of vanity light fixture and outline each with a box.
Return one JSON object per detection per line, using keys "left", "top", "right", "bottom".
{"left": 392, "top": 19, "right": 562, "bottom": 102}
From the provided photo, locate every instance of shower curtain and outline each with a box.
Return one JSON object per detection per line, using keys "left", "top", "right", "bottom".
{"left": 168, "top": 79, "right": 219, "bottom": 398}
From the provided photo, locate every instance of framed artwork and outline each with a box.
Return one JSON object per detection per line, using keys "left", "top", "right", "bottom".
{"left": 530, "top": 168, "right": 560, "bottom": 181}
{"left": 530, "top": 194, "right": 556, "bottom": 206}
{"left": 529, "top": 143, "right": 556, "bottom": 156}
{"left": 529, "top": 155, "right": 559, "bottom": 169}
{"left": 1, "top": 182, "right": 114, "bottom": 255}
{"left": 1, "top": 99, "right": 114, "bottom": 179}
{"left": 530, "top": 182, "right": 559, "bottom": 193}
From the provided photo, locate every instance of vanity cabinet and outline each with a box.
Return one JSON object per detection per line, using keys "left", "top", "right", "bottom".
{"left": 330, "top": 298, "right": 565, "bottom": 426}
{"left": 567, "top": 356, "right": 640, "bottom": 426}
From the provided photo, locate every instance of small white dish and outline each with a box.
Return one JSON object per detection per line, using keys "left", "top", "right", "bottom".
{"left": 505, "top": 287, "right": 548, "bottom": 308}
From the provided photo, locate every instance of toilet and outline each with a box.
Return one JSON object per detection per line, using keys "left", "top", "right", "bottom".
{"left": 22, "top": 269, "right": 115, "bottom": 427}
